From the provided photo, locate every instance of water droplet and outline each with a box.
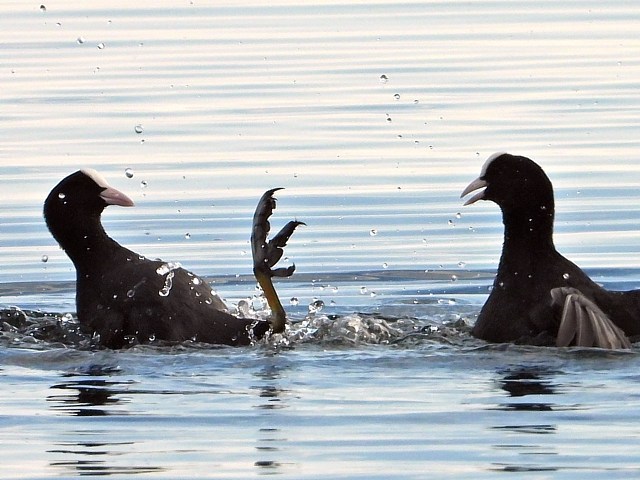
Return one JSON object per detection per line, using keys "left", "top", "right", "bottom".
{"left": 451, "top": 275, "right": 458, "bottom": 282}
{"left": 456, "top": 212, "right": 462, "bottom": 219}
{"left": 382, "top": 262, "right": 389, "bottom": 269}
{"left": 562, "top": 273, "right": 570, "bottom": 280}
{"left": 58, "top": 192, "right": 66, "bottom": 200}
{"left": 458, "top": 261, "right": 466, "bottom": 268}
{"left": 369, "top": 228, "right": 378, "bottom": 237}
{"left": 140, "top": 180, "right": 148, "bottom": 189}
{"left": 97, "top": 42, "right": 105, "bottom": 50}
{"left": 192, "top": 277, "right": 201, "bottom": 285}
{"left": 289, "top": 297, "right": 299, "bottom": 306}
{"left": 40, "top": 4, "right": 46, "bottom": 12}
{"left": 158, "top": 271, "right": 174, "bottom": 297}
{"left": 76, "top": 36, "right": 85, "bottom": 45}
{"left": 379, "top": 74, "right": 389, "bottom": 83}
{"left": 126, "top": 289, "right": 135, "bottom": 298}
{"left": 41, "top": 255, "right": 49, "bottom": 263}
{"left": 448, "top": 220, "right": 455, "bottom": 227}
{"left": 125, "top": 168, "right": 134, "bottom": 178}
{"left": 360, "top": 286, "right": 368, "bottom": 295}
{"left": 393, "top": 93, "right": 400, "bottom": 100}
{"left": 386, "top": 114, "right": 392, "bottom": 122}
{"left": 204, "top": 297, "right": 213, "bottom": 305}
{"left": 185, "top": 233, "right": 191, "bottom": 240}
{"left": 437, "top": 298, "right": 457, "bottom": 305}
{"left": 308, "top": 299, "right": 324, "bottom": 313}
{"left": 134, "top": 124, "right": 143, "bottom": 134}
{"left": 148, "top": 334, "right": 156, "bottom": 342}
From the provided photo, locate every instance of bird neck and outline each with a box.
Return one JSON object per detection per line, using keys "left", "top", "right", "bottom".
{"left": 502, "top": 207, "right": 555, "bottom": 249}
{"left": 50, "top": 213, "right": 123, "bottom": 273}
{"left": 497, "top": 206, "right": 557, "bottom": 283}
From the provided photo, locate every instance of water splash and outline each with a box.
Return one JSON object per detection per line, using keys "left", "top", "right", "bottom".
{"left": 156, "top": 262, "right": 181, "bottom": 276}
{"left": 308, "top": 299, "right": 325, "bottom": 314}
{"left": 156, "top": 262, "right": 181, "bottom": 297}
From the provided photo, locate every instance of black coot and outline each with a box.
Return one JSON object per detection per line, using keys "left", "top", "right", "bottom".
{"left": 44, "top": 169, "right": 302, "bottom": 348}
{"left": 461, "top": 153, "right": 638, "bottom": 349}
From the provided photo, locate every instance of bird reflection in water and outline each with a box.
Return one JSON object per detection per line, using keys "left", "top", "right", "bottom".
{"left": 489, "top": 366, "right": 564, "bottom": 473}
{"left": 495, "top": 367, "right": 558, "bottom": 412}
{"left": 46, "top": 366, "right": 164, "bottom": 476}
{"left": 48, "top": 378, "right": 131, "bottom": 417}
{"left": 251, "top": 362, "right": 294, "bottom": 474}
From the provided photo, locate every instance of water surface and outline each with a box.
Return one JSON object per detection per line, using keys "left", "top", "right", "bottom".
{"left": 2, "top": 1, "right": 640, "bottom": 478}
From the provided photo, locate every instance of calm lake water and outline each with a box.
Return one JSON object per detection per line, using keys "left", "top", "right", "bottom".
{"left": 2, "top": 1, "right": 640, "bottom": 478}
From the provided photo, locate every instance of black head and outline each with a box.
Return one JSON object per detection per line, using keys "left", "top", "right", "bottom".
{"left": 44, "top": 169, "right": 134, "bottom": 248}
{"left": 461, "top": 153, "right": 554, "bottom": 215}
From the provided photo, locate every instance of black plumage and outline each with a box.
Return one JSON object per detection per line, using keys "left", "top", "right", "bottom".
{"left": 461, "top": 153, "right": 639, "bottom": 348}
{"left": 44, "top": 169, "right": 299, "bottom": 348}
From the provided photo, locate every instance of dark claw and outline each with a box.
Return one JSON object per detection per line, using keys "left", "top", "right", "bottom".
{"left": 250, "top": 188, "right": 303, "bottom": 333}
{"left": 271, "top": 265, "right": 297, "bottom": 278}
{"left": 251, "top": 188, "right": 281, "bottom": 270}
{"left": 265, "top": 220, "right": 306, "bottom": 268}
{"left": 252, "top": 189, "right": 303, "bottom": 277}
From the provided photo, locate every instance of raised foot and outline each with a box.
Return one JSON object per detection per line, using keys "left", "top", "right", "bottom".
{"left": 251, "top": 188, "right": 304, "bottom": 333}
{"left": 551, "top": 287, "right": 631, "bottom": 349}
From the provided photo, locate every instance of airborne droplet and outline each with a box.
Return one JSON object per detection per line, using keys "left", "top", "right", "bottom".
{"left": 308, "top": 299, "right": 324, "bottom": 313}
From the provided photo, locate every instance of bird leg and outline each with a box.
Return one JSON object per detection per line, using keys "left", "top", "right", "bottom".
{"left": 251, "top": 188, "right": 304, "bottom": 333}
